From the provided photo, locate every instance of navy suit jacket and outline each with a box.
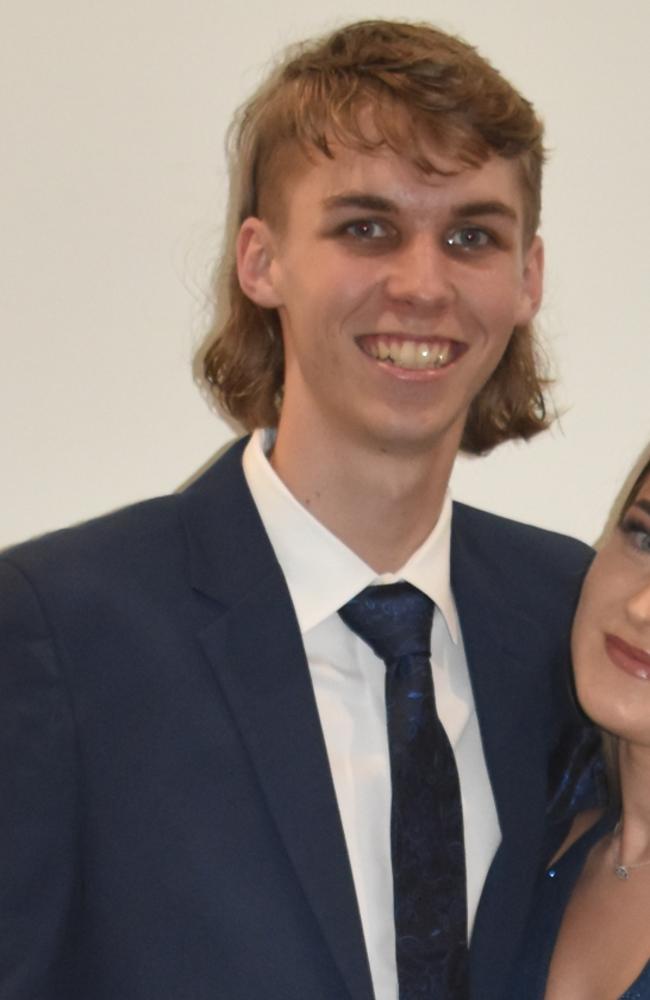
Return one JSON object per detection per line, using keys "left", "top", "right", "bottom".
{"left": 1, "top": 438, "right": 596, "bottom": 999}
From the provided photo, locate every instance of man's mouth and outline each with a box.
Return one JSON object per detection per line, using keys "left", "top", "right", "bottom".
{"left": 358, "top": 335, "right": 459, "bottom": 371}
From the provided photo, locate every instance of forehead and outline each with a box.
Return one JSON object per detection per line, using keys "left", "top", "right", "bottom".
{"left": 277, "top": 141, "right": 526, "bottom": 228}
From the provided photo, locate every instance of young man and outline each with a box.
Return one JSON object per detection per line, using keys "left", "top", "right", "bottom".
{"left": 1, "top": 21, "right": 598, "bottom": 1000}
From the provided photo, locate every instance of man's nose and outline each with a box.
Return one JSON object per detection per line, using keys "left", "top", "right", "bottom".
{"left": 383, "top": 235, "right": 455, "bottom": 309}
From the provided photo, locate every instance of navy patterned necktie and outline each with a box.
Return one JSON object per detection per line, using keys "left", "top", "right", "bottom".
{"left": 339, "top": 582, "right": 469, "bottom": 999}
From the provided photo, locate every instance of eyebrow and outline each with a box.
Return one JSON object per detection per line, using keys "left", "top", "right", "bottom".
{"left": 322, "top": 194, "right": 397, "bottom": 212}
{"left": 452, "top": 200, "right": 519, "bottom": 224}
{"left": 630, "top": 499, "right": 650, "bottom": 517}
{"left": 321, "top": 192, "right": 519, "bottom": 223}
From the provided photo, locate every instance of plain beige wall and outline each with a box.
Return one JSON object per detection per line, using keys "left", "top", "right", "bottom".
{"left": 2, "top": 0, "right": 649, "bottom": 551}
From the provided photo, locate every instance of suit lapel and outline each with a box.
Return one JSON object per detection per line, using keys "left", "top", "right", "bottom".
{"left": 451, "top": 504, "right": 551, "bottom": 999}
{"left": 179, "top": 440, "right": 375, "bottom": 1000}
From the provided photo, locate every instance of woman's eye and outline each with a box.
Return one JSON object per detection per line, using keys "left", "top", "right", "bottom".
{"left": 446, "top": 227, "right": 492, "bottom": 250}
{"left": 632, "top": 531, "right": 650, "bottom": 553}
{"left": 620, "top": 518, "right": 650, "bottom": 553}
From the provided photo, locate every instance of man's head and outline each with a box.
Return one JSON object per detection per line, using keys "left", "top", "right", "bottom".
{"left": 202, "top": 19, "right": 549, "bottom": 454}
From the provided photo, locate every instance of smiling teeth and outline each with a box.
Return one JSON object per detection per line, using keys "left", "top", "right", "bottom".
{"left": 365, "top": 337, "right": 452, "bottom": 370}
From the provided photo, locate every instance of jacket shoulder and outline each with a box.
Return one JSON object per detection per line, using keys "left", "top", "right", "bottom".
{"left": 1, "top": 438, "right": 249, "bottom": 589}
{"left": 452, "top": 500, "right": 593, "bottom": 577}
{"left": 2, "top": 492, "right": 183, "bottom": 584}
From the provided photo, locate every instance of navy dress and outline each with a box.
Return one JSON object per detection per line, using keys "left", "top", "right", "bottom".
{"left": 509, "top": 812, "right": 650, "bottom": 999}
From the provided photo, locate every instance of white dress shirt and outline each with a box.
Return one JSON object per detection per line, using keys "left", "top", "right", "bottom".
{"left": 242, "top": 430, "right": 500, "bottom": 1000}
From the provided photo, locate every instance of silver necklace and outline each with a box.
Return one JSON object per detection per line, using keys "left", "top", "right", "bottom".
{"left": 613, "top": 822, "right": 650, "bottom": 880}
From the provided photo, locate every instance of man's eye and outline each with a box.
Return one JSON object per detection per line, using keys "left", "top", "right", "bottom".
{"left": 446, "top": 227, "right": 492, "bottom": 250}
{"left": 345, "top": 220, "right": 389, "bottom": 240}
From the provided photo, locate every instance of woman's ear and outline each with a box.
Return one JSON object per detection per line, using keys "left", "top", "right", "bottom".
{"left": 236, "top": 217, "right": 283, "bottom": 308}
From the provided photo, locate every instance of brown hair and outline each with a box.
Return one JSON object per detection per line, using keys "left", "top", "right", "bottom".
{"left": 199, "top": 19, "right": 552, "bottom": 451}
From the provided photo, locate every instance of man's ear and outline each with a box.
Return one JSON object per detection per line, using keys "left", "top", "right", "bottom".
{"left": 516, "top": 234, "right": 544, "bottom": 324}
{"left": 236, "top": 217, "right": 283, "bottom": 308}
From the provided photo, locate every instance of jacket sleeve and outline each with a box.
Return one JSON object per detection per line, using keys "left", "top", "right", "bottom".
{"left": 0, "top": 557, "right": 80, "bottom": 999}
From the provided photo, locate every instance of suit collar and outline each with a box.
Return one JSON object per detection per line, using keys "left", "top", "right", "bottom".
{"left": 180, "top": 437, "right": 278, "bottom": 606}
{"left": 242, "top": 428, "right": 460, "bottom": 640}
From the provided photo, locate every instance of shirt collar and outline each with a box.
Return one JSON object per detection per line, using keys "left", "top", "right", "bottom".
{"left": 242, "top": 429, "right": 459, "bottom": 643}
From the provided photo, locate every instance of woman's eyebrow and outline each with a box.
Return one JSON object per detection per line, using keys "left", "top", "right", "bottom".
{"left": 630, "top": 498, "right": 650, "bottom": 517}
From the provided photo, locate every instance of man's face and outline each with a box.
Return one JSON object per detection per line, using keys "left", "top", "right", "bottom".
{"left": 238, "top": 139, "right": 543, "bottom": 460}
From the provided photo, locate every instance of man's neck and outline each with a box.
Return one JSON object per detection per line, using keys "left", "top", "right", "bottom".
{"left": 268, "top": 425, "right": 459, "bottom": 574}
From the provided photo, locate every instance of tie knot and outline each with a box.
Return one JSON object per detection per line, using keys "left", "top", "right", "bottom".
{"left": 338, "top": 582, "right": 434, "bottom": 664}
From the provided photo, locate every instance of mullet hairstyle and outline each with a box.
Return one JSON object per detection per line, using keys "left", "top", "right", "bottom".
{"left": 199, "top": 19, "right": 552, "bottom": 453}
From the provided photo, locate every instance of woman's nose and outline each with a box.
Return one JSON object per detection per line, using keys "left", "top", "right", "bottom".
{"left": 627, "top": 576, "right": 650, "bottom": 625}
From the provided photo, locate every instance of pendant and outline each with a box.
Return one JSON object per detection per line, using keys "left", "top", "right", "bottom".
{"left": 614, "top": 864, "right": 630, "bottom": 880}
